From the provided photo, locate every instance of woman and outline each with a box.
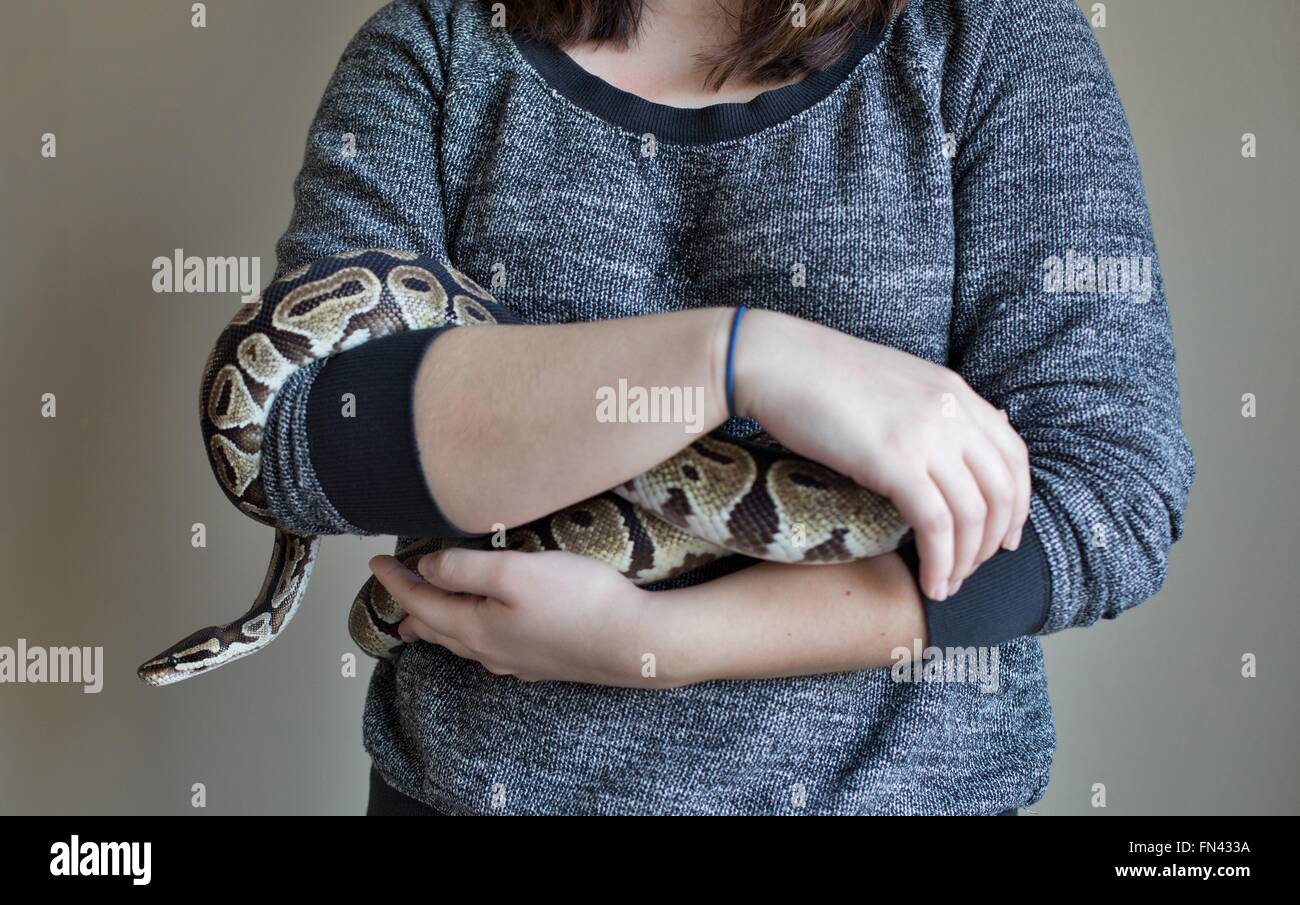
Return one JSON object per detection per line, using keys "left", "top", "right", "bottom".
{"left": 259, "top": 0, "right": 1194, "bottom": 814}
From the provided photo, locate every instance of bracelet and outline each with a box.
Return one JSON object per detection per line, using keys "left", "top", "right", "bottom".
{"left": 724, "top": 305, "right": 748, "bottom": 420}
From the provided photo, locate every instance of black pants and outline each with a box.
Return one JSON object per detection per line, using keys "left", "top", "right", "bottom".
{"left": 367, "top": 767, "right": 447, "bottom": 815}
{"left": 366, "top": 766, "right": 1019, "bottom": 816}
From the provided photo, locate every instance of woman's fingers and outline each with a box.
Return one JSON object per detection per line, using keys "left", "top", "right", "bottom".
{"left": 887, "top": 473, "right": 954, "bottom": 600}
{"left": 962, "top": 440, "right": 1015, "bottom": 570}
{"left": 417, "top": 548, "right": 523, "bottom": 601}
{"left": 975, "top": 406, "right": 1031, "bottom": 549}
{"left": 369, "top": 554, "right": 479, "bottom": 643}
{"left": 398, "top": 614, "right": 472, "bottom": 658}
{"left": 377, "top": 555, "right": 517, "bottom": 676}
{"left": 927, "top": 457, "right": 986, "bottom": 591}
{"left": 368, "top": 554, "right": 426, "bottom": 599}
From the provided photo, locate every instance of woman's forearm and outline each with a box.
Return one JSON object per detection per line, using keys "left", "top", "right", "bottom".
{"left": 648, "top": 553, "right": 927, "bottom": 687}
{"left": 414, "top": 309, "right": 733, "bottom": 533}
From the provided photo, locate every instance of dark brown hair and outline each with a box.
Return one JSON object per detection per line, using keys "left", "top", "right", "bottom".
{"left": 495, "top": 1, "right": 907, "bottom": 89}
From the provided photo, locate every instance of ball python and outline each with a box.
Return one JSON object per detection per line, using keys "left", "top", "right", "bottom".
{"left": 137, "top": 249, "right": 908, "bottom": 686}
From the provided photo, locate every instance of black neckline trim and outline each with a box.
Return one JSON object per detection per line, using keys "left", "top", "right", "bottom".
{"left": 510, "top": 20, "right": 887, "bottom": 146}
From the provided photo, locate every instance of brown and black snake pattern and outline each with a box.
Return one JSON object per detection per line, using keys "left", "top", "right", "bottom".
{"left": 137, "top": 249, "right": 908, "bottom": 685}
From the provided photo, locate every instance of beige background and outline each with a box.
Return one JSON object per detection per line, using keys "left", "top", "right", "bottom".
{"left": 1, "top": 0, "right": 1296, "bottom": 815}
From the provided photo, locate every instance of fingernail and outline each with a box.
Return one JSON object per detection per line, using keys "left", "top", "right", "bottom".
{"left": 950, "top": 579, "right": 963, "bottom": 596}
{"left": 1006, "top": 528, "right": 1022, "bottom": 551}
{"left": 932, "top": 580, "right": 949, "bottom": 601}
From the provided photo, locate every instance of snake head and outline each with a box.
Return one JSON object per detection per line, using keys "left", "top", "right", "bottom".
{"left": 136, "top": 627, "right": 226, "bottom": 687}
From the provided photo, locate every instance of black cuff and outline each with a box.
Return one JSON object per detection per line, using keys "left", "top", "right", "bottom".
{"left": 896, "top": 521, "right": 1052, "bottom": 648}
{"left": 306, "top": 327, "right": 474, "bottom": 537}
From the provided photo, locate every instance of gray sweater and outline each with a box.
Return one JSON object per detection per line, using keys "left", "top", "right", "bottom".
{"left": 258, "top": 0, "right": 1194, "bottom": 814}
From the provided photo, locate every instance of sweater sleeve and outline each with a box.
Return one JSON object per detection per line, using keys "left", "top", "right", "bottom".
{"left": 272, "top": 0, "right": 448, "bottom": 276}
{"left": 917, "top": 0, "right": 1195, "bottom": 646}
{"left": 259, "top": 1, "right": 467, "bottom": 537}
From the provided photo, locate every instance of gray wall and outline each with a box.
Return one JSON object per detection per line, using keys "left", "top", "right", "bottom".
{"left": 1, "top": 0, "right": 1295, "bottom": 815}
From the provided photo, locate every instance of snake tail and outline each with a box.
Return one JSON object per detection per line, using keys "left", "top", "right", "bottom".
{"left": 137, "top": 529, "right": 320, "bottom": 686}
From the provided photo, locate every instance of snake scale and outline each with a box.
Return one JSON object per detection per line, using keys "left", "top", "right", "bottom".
{"left": 137, "top": 249, "right": 908, "bottom": 686}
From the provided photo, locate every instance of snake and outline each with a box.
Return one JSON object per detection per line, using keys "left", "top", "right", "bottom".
{"left": 137, "top": 249, "right": 909, "bottom": 686}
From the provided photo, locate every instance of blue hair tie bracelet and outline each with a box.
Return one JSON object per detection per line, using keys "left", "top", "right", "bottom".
{"left": 725, "top": 306, "right": 747, "bottom": 420}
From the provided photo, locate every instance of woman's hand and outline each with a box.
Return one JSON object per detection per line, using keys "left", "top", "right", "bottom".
{"left": 372, "top": 546, "right": 929, "bottom": 689}
{"left": 368, "top": 548, "right": 665, "bottom": 687}
{"left": 733, "top": 310, "right": 1030, "bottom": 601}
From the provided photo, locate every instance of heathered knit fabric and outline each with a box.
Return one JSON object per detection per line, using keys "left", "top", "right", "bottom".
{"left": 259, "top": 0, "right": 1194, "bottom": 814}
{"left": 262, "top": 360, "right": 361, "bottom": 535}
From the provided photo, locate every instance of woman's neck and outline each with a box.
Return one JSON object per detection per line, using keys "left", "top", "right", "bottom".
{"left": 561, "top": 0, "right": 805, "bottom": 107}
